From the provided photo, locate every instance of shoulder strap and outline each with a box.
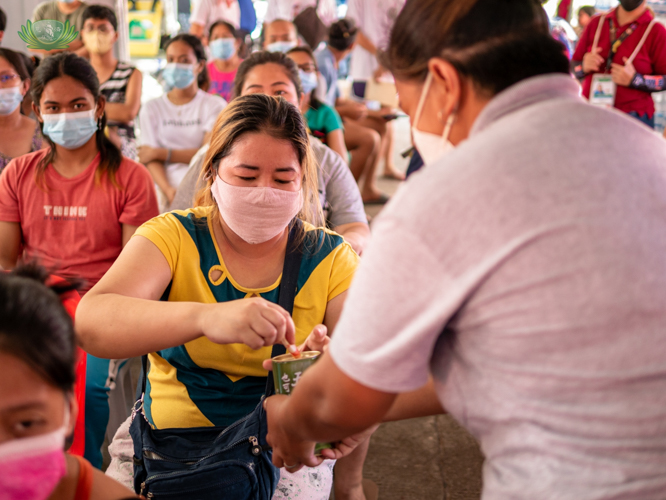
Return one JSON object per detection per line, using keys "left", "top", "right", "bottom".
{"left": 140, "top": 220, "right": 305, "bottom": 396}
{"left": 265, "top": 219, "right": 304, "bottom": 395}
{"left": 591, "top": 13, "right": 607, "bottom": 54}
{"left": 626, "top": 19, "right": 657, "bottom": 66}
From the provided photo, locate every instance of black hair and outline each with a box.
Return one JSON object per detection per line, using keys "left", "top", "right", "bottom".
{"left": 382, "top": 0, "right": 570, "bottom": 97}
{"left": 209, "top": 19, "right": 238, "bottom": 40}
{"left": 233, "top": 50, "right": 303, "bottom": 100}
{"left": 19, "top": 52, "right": 39, "bottom": 78}
{"left": 0, "top": 48, "right": 30, "bottom": 81}
{"left": 328, "top": 18, "right": 358, "bottom": 52}
{"left": 0, "top": 263, "right": 81, "bottom": 393}
{"left": 81, "top": 4, "right": 118, "bottom": 31}
{"left": 287, "top": 46, "right": 322, "bottom": 110}
{"left": 165, "top": 33, "right": 209, "bottom": 90}
{"left": 0, "top": 7, "right": 6, "bottom": 32}
{"left": 31, "top": 52, "right": 123, "bottom": 187}
{"left": 578, "top": 6, "right": 596, "bottom": 18}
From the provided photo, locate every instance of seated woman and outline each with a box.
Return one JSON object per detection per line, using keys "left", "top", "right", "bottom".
{"left": 207, "top": 20, "right": 243, "bottom": 102}
{"left": 77, "top": 94, "right": 359, "bottom": 499}
{"left": 0, "top": 48, "right": 44, "bottom": 174}
{"left": 287, "top": 46, "right": 347, "bottom": 162}
{"left": 0, "top": 265, "right": 137, "bottom": 500}
{"left": 316, "top": 19, "right": 394, "bottom": 203}
{"left": 138, "top": 34, "right": 226, "bottom": 206}
{"left": 172, "top": 51, "right": 370, "bottom": 255}
{"left": 81, "top": 5, "right": 142, "bottom": 161}
{"left": 0, "top": 52, "right": 159, "bottom": 470}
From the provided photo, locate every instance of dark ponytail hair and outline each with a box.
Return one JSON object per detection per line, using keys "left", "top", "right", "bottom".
{"left": 233, "top": 50, "right": 303, "bottom": 100}
{"left": 328, "top": 18, "right": 358, "bottom": 52}
{"left": 382, "top": 0, "right": 569, "bottom": 97}
{"left": 31, "top": 52, "right": 122, "bottom": 188}
{"left": 165, "top": 33, "right": 209, "bottom": 90}
{"left": 0, "top": 262, "right": 81, "bottom": 393}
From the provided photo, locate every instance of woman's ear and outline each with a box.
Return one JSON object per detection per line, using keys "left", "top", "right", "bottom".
{"left": 428, "top": 58, "right": 462, "bottom": 119}
{"left": 32, "top": 102, "right": 42, "bottom": 122}
{"left": 21, "top": 78, "right": 31, "bottom": 98}
{"left": 195, "top": 60, "right": 205, "bottom": 76}
{"left": 96, "top": 95, "right": 106, "bottom": 121}
{"left": 298, "top": 92, "right": 308, "bottom": 113}
{"left": 66, "top": 393, "right": 78, "bottom": 438}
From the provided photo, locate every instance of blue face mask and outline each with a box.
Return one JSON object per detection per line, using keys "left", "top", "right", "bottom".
{"left": 42, "top": 109, "right": 98, "bottom": 150}
{"left": 299, "top": 70, "right": 318, "bottom": 94}
{"left": 163, "top": 63, "right": 195, "bottom": 90}
{"left": 0, "top": 87, "right": 24, "bottom": 115}
{"left": 267, "top": 41, "right": 297, "bottom": 53}
{"left": 210, "top": 38, "right": 236, "bottom": 61}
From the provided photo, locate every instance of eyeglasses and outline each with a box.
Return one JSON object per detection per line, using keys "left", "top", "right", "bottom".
{"left": 0, "top": 74, "right": 19, "bottom": 86}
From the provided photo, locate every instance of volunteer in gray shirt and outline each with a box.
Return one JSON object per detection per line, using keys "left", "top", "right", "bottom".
{"left": 171, "top": 51, "right": 370, "bottom": 255}
{"left": 263, "top": 0, "right": 666, "bottom": 498}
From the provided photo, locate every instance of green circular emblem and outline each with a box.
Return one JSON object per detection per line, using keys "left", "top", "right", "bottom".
{"left": 33, "top": 20, "right": 64, "bottom": 43}
{"left": 18, "top": 19, "right": 79, "bottom": 50}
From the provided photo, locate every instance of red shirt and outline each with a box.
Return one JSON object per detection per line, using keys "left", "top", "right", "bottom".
{"left": 0, "top": 150, "right": 159, "bottom": 292}
{"left": 573, "top": 9, "right": 666, "bottom": 118}
{"left": 47, "top": 276, "right": 86, "bottom": 456}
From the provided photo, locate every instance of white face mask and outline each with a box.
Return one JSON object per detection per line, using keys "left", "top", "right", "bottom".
{"left": 411, "top": 72, "right": 456, "bottom": 167}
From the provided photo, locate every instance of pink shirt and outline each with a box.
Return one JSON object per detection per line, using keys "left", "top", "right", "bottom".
{"left": 207, "top": 60, "right": 238, "bottom": 102}
{"left": 0, "top": 150, "right": 159, "bottom": 291}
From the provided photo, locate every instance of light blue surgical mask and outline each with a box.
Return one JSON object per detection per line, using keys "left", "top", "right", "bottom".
{"left": 299, "top": 70, "right": 318, "bottom": 94}
{"left": 210, "top": 38, "right": 236, "bottom": 61}
{"left": 267, "top": 41, "right": 297, "bottom": 53}
{"left": 42, "top": 109, "right": 98, "bottom": 150}
{"left": 163, "top": 63, "right": 195, "bottom": 90}
{"left": 0, "top": 87, "right": 24, "bottom": 115}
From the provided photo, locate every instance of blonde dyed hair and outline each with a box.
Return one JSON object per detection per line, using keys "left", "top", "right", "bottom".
{"left": 195, "top": 94, "right": 323, "bottom": 230}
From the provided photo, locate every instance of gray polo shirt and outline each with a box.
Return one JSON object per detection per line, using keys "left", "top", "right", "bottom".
{"left": 330, "top": 74, "right": 666, "bottom": 499}
{"left": 170, "top": 137, "right": 366, "bottom": 229}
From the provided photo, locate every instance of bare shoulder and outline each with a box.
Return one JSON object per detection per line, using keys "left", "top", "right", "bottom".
{"left": 90, "top": 467, "right": 137, "bottom": 499}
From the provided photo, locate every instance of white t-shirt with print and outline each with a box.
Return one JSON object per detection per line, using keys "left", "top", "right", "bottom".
{"left": 139, "top": 89, "right": 227, "bottom": 188}
{"left": 346, "top": 0, "right": 405, "bottom": 81}
{"left": 264, "top": 0, "right": 337, "bottom": 26}
{"left": 190, "top": 0, "right": 241, "bottom": 32}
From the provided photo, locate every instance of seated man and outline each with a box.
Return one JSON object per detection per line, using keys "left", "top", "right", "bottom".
{"left": 31, "top": 0, "right": 88, "bottom": 56}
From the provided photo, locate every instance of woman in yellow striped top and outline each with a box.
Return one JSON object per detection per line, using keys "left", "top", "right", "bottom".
{"left": 77, "top": 94, "right": 359, "bottom": 498}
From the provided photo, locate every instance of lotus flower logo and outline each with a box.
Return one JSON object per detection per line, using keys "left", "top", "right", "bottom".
{"left": 18, "top": 20, "right": 78, "bottom": 50}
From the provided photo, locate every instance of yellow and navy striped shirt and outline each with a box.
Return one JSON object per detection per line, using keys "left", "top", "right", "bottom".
{"left": 134, "top": 206, "right": 359, "bottom": 429}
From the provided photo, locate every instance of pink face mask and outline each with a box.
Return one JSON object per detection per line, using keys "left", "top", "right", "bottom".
{"left": 211, "top": 175, "right": 303, "bottom": 244}
{"left": 0, "top": 415, "right": 68, "bottom": 500}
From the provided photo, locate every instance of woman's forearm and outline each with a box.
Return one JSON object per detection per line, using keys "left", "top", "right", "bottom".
{"left": 104, "top": 102, "right": 138, "bottom": 123}
{"left": 77, "top": 293, "right": 206, "bottom": 358}
{"left": 381, "top": 378, "right": 445, "bottom": 422}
